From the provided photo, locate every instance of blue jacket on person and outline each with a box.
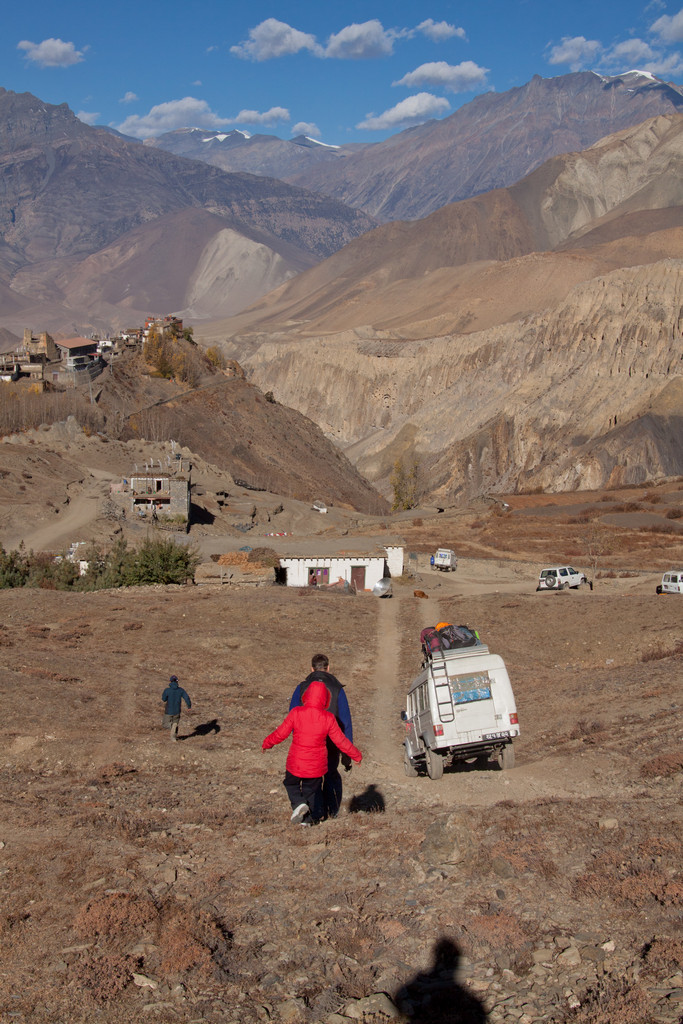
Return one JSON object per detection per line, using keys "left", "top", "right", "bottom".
{"left": 290, "top": 670, "right": 352, "bottom": 741}
{"left": 162, "top": 676, "right": 191, "bottom": 716}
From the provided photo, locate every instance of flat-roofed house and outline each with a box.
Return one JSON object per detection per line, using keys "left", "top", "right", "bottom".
{"left": 275, "top": 537, "right": 404, "bottom": 590}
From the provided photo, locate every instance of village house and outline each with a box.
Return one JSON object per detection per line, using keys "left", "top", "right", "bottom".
{"left": 53, "top": 337, "right": 104, "bottom": 382}
{"left": 0, "top": 329, "right": 107, "bottom": 387}
{"left": 143, "top": 315, "right": 184, "bottom": 339}
{"left": 125, "top": 457, "right": 192, "bottom": 525}
{"left": 0, "top": 329, "right": 60, "bottom": 383}
{"left": 274, "top": 538, "right": 404, "bottom": 590}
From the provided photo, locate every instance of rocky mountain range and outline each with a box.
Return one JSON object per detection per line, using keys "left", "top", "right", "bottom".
{"left": 0, "top": 88, "right": 375, "bottom": 336}
{"left": 144, "top": 128, "right": 360, "bottom": 181}
{"left": 197, "top": 112, "right": 683, "bottom": 501}
{"left": 148, "top": 71, "right": 683, "bottom": 223}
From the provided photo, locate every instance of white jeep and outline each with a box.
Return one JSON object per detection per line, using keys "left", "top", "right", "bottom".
{"left": 537, "top": 565, "right": 587, "bottom": 591}
{"left": 656, "top": 570, "right": 683, "bottom": 595}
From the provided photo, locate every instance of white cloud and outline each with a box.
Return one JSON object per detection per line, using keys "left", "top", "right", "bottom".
{"left": 17, "top": 38, "right": 85, "bottom": 68}
{"left": 228, "top": 106, "right": 290, "bottom": 126}
{"left": 291, "top": 121, "right": 321, "bottom": 137}
{"left": 603, "top": 38, "right": 657, "bottom": 65}
{"left": 394, "top": 60, "right": 488, "bottom": 92}
{"left": 116, "top": 97, "right": 231, "bottom": 138}
{"left": 230, "top": 19, "right": 322, "bottom": 60}
{"left": 546, "top": 35, "right": 603, "bottom": 71}
{"left": 77, "top": 110, "right": 100, "bottom": 125}
{"left": 416, "top": 19, "right": 465, "bottom": 42}
{"left": 357, "top": 92, "right": 450, "bottom": 131}
{"left": 120, "top": 91, "right": 138, "bottom": 104}
{"left": 650, "top": 7, "right": 683, "bottom": 42}
{"left": 325, "top": 20, "right": 398, "bottom": 59}
{"left": 640, "top": 51, "right": 683, "bottom": 75}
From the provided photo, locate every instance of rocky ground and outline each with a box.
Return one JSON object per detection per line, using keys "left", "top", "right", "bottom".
{"left": 1, "top": 562, "right": 682, "bottom": 1024}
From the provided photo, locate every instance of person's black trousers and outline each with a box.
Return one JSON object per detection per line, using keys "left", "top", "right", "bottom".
{"left": 284, "top": 770, "right": 323, "bottom": 814}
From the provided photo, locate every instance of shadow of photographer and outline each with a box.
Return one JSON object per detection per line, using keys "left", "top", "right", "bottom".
{"left": 394, "top": 936, "right": 487, "bottom": 1023}
{"left": 348, "top": 783, "right": 386, "bottom": 814}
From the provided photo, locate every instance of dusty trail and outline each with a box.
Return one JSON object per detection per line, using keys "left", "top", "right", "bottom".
{"left": 5, "top": 477, "right": 109, "bottom": 552}
{"left": 367, "top": 595, "right": 402, "bottom": 773}
{"left": 365, "top": 592, "right": 624, "bottom": 809}
{"left": 366, "top": 591, "right": 444, "bottom": 778}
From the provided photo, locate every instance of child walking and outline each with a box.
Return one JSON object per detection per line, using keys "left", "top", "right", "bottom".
{"left": 262, "top": 679, "right": 362, "bottom": 825}
{"left": 161, "top": 674, "right": 191, "bottom": 741}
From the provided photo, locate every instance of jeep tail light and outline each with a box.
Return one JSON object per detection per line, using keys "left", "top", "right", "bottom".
{"left": 509, "top": 713, "right": 518, "bottom": 725}
{"left": 434, "top": 724, "right": 444, "bottom": 736}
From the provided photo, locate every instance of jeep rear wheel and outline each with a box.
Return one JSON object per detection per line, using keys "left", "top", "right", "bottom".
{"left": 425, "top": 747, "right": 444, "bottom": 780}
{"left": 498, "top": 745, "right": 515, "bottom": 771}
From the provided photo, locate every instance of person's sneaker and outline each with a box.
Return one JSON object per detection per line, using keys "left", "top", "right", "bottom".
{"left": 290, "top": 803, "right": 309, "bottom": 824}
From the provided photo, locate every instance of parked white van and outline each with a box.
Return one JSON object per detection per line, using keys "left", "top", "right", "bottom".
{"left": 656, "top": 570, "right": 683, "bottom": 595}
{"left": 401, "top": 643, "right": 519, "bottom": 779}
{"left": 432, "top": 548, "right": 457, "bottom": 572}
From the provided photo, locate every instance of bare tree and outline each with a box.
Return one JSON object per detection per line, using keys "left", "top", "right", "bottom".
{"left": 582, "top": 522, "right": 613, "bottom": 586}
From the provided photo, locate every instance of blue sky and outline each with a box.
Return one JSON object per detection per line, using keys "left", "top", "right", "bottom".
{"left": 5, "top": 0, "right": 683, "bottom": 143}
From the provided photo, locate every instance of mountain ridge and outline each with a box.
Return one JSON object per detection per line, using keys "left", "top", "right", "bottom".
{"left": 196, "top": 112, "right": 683, "bottom": 500}
{"left": 0, "top": 88, "right": 376, "bottom": 335}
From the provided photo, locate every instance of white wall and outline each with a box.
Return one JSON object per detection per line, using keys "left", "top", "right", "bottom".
{"left": 385, "top": 546, "right": 404, "bottom": 578}
{"left": 280, "top": 556, "right": 387, "bottom": 589}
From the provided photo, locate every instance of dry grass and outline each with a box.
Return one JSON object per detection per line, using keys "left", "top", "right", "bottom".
{"left": 640, "top": 641, "right": 683, "bottom": 662}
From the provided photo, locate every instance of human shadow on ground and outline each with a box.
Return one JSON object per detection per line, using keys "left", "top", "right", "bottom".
{"left": 348, "top": 784, "right": 385, "bottom": 813}
{"left": 180, "top": 719, "right": 221, "bottom": 739}
{"left": 394, "top": 936, "right": 488, "bottom": 1023}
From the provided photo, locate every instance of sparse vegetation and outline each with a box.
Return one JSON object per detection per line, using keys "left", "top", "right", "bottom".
{"left": 143, "top": 327, "right": 210, "bottom": 386}
{"left": 0, "top": 536, "right": 200, "bottom": 590}
{"left": 390, "top": 457, "right": 418, "bottom": 511}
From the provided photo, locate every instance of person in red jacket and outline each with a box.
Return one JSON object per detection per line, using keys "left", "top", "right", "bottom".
{"left": 262, "top": 679, "right": 362, "bottom": 826}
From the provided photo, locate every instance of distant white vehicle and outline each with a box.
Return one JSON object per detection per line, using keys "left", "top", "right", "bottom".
{"left": 656, "top": 570, "right": 683, "bottom": 595}
{"left": 432, "top": 548, "right": 457, "bottom": 572}
{"left": 537, "top": 565, "right": 587, "bottom": 591}
{"left": 311, "top": 500, "right": 327, "bottom": 513}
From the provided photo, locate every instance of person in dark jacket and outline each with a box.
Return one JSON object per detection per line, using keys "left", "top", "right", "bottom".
{"left": 263, "top": 679, "right": 361, "bottom": 826}
{"left": 289, "top": 653, "right": 353, "bottom": 820}
{"left": 161, "top": 674, "right": 191, "bottom": 741}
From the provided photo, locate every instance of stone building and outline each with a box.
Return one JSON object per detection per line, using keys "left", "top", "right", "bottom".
{"left": 129, "top": 460, "right": 191, "bottom": 523}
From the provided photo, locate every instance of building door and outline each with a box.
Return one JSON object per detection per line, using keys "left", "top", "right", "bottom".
{"left": 350, "top": 566, "right": 365, "bottom": 591}
{"left": 309, "top": 567, "right": 329, "bottom": 586}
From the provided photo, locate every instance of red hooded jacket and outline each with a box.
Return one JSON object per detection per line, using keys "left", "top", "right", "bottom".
{"left": 262, "top": 679, "right": 362, "bottom": 777}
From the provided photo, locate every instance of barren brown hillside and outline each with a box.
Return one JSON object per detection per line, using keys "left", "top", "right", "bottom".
{"left": 1, "top": 555, "right": 682, "bottom": 1024}
{"left": 197, "top": 115, "right": 683, "bottom": 504}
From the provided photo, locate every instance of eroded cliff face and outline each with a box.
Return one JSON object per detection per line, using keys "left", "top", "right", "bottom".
{"left": 232, "top": 260, "right": 683, "bottom": 500}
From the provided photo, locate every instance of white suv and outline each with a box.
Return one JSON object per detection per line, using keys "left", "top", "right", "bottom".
{"left": 537, "top": 566, "right": 587, "bottom": 591}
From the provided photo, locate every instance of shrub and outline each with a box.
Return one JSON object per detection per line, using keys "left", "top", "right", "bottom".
{"left": 205, "top": 346, "right": 225, "bottom": 370}
{"left": 0, "top": 545, "right": 30, "bottom": 587}
{"left": 123, "top": 536, "right": 200, "bottom": 585}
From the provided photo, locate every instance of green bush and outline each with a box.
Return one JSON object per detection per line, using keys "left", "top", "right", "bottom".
{"left": 123, "top": 536, "right": 200, "bottom": 586}
{"left": 0, "top": 536, "right": 200, "bottom": 591}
